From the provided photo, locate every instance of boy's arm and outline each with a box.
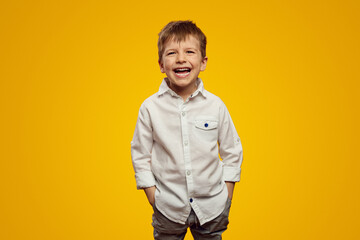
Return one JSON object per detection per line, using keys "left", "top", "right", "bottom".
{"left": 218, "top": 101, "right": 243, "bottom": 199}
{"left": 131, "top": 103, "right": 156, "bottom": 192}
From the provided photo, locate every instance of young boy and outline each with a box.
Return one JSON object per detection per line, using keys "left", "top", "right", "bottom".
{"left": 131, "top": 20, "right": 243, "bottom": 239}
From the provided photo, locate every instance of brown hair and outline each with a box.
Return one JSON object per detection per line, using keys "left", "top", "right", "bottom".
{"left": 158, "top": 20, "right": 207, "bottom": 62}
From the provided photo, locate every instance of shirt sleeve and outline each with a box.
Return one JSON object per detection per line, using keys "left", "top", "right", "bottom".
{"left": 131, "top": 103, "right": 156, "bottom": 189}
{"left": 218, "top": 101, "right": 243, "bottom": 182}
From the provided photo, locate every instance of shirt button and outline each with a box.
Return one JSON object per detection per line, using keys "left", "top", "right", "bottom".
{"left": 184, "top": 140, "right": 188, "bottom": 146}
{"left": 186, "top": 170, "right": 191, "bottom": 176}
{"left": 190, "top": 198, "right": 193, "bottom": 203}
{"left": 182, "top": 112, "right": 185, "bottom": 116}
{"left": 204, "top": 123, "right": 209, "bottom": 128}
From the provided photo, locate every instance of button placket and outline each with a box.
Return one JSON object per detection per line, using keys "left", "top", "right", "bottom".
{"left": 180, "top": 105, "right": 194, "bottom": 201}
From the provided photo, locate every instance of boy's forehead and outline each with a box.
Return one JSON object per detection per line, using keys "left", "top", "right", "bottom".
{"left": 164, "top": 34, "right": 200, "bottom": 49}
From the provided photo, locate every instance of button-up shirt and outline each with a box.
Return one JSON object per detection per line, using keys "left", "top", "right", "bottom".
{"left": 131, "top": 78, "right": 243, "bottom": 225}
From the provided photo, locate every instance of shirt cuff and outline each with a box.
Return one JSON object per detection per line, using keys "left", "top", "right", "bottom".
{"left": 135, "top": 171, "right": 156, "bottom": 189}
{"left": 223, "top": 167, "right": 241, "bottom": 182}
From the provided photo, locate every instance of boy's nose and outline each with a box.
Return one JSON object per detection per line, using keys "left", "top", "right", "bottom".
{"left": 176, "top": 52, "right": 186, "bottom": 63}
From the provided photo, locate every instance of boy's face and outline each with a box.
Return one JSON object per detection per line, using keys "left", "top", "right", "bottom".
{"left": 159, "top": 35, "right": 207, "bottom": 93}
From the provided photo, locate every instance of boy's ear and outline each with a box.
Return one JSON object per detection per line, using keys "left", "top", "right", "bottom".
{"left": 200, "top": 56, "right": 208, "bottom": 71}
{"left": 158, "top": 61, "right": 165, "bottom": 73}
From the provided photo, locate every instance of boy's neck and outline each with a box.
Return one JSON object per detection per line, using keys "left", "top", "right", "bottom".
{"left": 167, "top": 80, "right": 198, "bottom": 101}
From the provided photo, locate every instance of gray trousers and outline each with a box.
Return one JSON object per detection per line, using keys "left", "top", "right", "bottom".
{"left": 152, "top": 198, "right": 232, "bottom": 240}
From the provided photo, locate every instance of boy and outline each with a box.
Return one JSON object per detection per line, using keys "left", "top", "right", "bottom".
{"left": 131, "top": 20, "right": 243, "bottom": 239}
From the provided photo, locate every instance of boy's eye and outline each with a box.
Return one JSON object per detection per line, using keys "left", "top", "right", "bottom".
{"left": 187, "top": 51, "right": 195, "bottom": 54}
{"left": 167, "top": 52, "right": 175, "bottom": 55}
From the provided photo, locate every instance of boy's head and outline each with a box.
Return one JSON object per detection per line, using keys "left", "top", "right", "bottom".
{"left": 157, "top": 21, "right": 208, "bottom": 97}
{"left": 158, "top": 20, "right": 207, "bottom": 63}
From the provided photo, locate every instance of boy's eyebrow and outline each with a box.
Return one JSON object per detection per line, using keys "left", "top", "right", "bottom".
{"left": 164, "top": 49, "right": 177, "bottom": 53}
{"left": 165, "top": 47, "right": 198, "bottom": 51}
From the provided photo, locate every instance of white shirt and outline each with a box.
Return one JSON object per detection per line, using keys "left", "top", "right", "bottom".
{"left": 131, "top": 78, "right": 243, "bottom": 225}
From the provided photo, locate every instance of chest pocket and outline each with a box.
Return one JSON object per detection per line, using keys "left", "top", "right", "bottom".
{"left": 195, "top": 119, "right": 218, "bottom": 130}
{"left": 194, "top": 116, "right": 218, "bottom": 142}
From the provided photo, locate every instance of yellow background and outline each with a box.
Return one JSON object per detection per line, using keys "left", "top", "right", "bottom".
{"left": 1, "top": 0, "right": 359, "bottom": 239}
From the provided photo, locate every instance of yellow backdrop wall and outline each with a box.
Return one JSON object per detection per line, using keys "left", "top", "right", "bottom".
{"left": 1, "top": 0, "right": 359, "bottom": 239}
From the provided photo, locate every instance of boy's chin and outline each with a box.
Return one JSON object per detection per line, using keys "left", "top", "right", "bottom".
{"left": 169, "top": 79, "right": 197, "bottom": 89}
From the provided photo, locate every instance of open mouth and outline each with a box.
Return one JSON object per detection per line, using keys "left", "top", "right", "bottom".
{"left": 174, "top": 68, "right": 191, "bottom": 77}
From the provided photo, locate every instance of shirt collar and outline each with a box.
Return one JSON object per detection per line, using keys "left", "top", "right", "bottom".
{"left": 157, "top": 78, "right": 207, "bottom": 98}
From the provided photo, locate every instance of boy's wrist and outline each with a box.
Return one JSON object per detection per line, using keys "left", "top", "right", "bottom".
{"left": 143, "top": 186, "right": 156, "bottom": 206}
{"left": 225, "top": 181, "right": 235, "bottom": 200}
